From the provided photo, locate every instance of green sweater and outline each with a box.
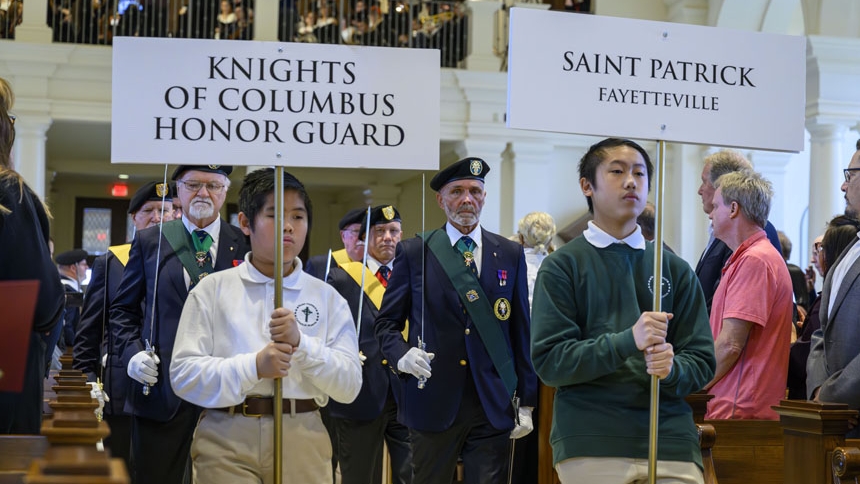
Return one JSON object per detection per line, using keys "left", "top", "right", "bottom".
{"left": 530, "top": 237, "right": 715, "bottom": 468}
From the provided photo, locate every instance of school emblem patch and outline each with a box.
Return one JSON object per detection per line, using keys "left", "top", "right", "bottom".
{"left": 295, "top": 302, "right": 320, "bottom": 327}
{"left": 647, "top": 276, "right": 672, "bottom": 299}
{"left": 494, "top": 298, "right": 511, "bottom": 321}
{"left": 465, "top": 290, "right": 479, "bottom": 302}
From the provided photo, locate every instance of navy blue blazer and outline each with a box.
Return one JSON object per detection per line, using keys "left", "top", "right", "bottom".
{"left": 374, "top": 228, "right": 537, "bottom": 432}
{"left": 304, "top": 254, "right": 332, "bottom": 281}
{"left": 326, "top": 265, "right": 401, "bottom": 421}
{"left": 75, "top": 251, "right": 130, "bottom": 415}
{"left": 110, "top": 219, "right": 249, "bottom": 422}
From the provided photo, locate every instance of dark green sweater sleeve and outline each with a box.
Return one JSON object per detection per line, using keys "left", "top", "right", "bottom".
{"left": 530, "top": 249, "right": 641, "bottom": 388}
{"left": 658, "top": 254, "right": 716, "bottom": 396}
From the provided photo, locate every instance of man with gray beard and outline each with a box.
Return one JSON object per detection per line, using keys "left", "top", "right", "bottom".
{"left": 375, "top": 157, "right": 537, "bottom": 484}
{"left": 111, "top": 165, "right": 249, "bottom": 484}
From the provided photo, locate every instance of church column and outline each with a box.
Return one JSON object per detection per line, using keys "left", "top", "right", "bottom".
{"left": 464, "top": 0, "right": 502, "bottom": 72}
{"left": 806, "top": 123, "right": 850, "bottom": 249}
{"left": 253, "top": 1, "right": 279, "bottom": 41}
{"left": 15, "top": 0, "right": 51, "bottom": 43}
{"left": 507, "top": 141, "right": 553, "bottom": 235}
{"left": 11, "top": 114, "right": 52, "bottom": 201}
{"left": 460, "top": 138, "right": 507, "bottom": 234}
{"left": 662, "top": 142, "right": 709, "bottom": 266}
{"left": 748, "top": 150, "right": 793, "bottom": 233}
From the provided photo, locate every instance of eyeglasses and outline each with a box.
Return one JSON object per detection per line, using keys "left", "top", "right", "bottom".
{"left": 844, "top": 168, "right": 860, "bottom": 183}
{"left": 177, "top": 180, "right": 227, "bottom": 194}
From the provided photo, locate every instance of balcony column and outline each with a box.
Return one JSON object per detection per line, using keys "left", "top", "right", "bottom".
{"left": 15, "top": 0, "right": 52, "bottom": 43}
{"left": 11, "top": 114, "right": 52, "bottom": 200}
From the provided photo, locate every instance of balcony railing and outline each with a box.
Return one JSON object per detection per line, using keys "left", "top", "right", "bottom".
{"left": 1, "top": 1, "right": 469, "bottom": 69}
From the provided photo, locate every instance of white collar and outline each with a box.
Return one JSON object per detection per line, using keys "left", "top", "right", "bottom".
{"left": 240, "top": 253, "right": 305, "bottom": 288}
{"left": 444, "top": 222, "right": 482, "bottom": 246}
{"left": 365, "top": 256, "right": 393, "bottom": 273}
{"left": 182, "top": 216, "right": 221, "bottom": 240}
{"left": 583, "top": 220, "right": 646, "bottom": 250}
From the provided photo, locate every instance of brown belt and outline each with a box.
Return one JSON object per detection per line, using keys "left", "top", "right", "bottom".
{"left": 215, "top": 397, "right": 318, "bottom": 417}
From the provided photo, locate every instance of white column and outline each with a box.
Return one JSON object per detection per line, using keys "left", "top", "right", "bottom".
{"left": 254, "top": 1, "right": 279, "bottom": 41}
{"left": 662, "top": 142, "right": 709, "bottom": 266}
{"left": 460, "top": 138, "right": 507, "bottom": 234}
{"left": 748, "top": 150, "right": 793, "bottom": 232}
{"left": 11, "top": 114, "right": 52, "bottom": 200}
{"left": 15, "top": 0, "right": 51, "bottom": 43}
{"left": 464, "top": 0, "right": 502, "bottom": 72}
{"left": 806, "top": 123, "right": 849, "bottom": 250}
{"left": 508, "top": 141, "right": 552, "bottom": 234}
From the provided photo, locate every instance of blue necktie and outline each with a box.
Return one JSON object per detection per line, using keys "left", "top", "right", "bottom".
{"left": 455, "top": 236, "right": 478, "bottom": 275}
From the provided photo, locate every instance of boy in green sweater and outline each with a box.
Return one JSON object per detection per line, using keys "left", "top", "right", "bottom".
{"left": 530, "top": 138, "right": 716, "bottom": 484}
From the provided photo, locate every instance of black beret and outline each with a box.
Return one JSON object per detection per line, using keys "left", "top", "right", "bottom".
{"left": 429, "top": 157, "right": 491, "bottom": 191}
{"left": 171, "top": 165, "right": 233, "bottom": 180}
{"left": 338, "top": 208, "right": 366, "bottom": 230}
{"left": 360, "top": 205, "right": 401, "bottom": 238}
{"left": 55, "top": 249, "right": 88, "bottom": 266}
{"left": 128, "top": 181, "right": 173, "bottom": 214}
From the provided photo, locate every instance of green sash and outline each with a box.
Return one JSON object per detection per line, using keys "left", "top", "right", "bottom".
{"left": 161, "top": 220, "right": 214, "bottom": 286}
{"left": 421, "top": 229, "right": 518, "bottom": 398}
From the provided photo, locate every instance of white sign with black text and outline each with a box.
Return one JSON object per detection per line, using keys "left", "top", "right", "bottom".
{"left": 112, "top": 37, "right": 441, "bottom": 168}
{"left": 506, "top": 9, "right": 805, "bottom": 152}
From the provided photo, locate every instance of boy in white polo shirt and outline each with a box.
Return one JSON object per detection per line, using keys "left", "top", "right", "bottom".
{"left": 171, "top": 168, "right": 362, "bottom": 483}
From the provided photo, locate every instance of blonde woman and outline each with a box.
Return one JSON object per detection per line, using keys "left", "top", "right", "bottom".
{"left": 516, "top": 211, "right": 556, "bottom": 307}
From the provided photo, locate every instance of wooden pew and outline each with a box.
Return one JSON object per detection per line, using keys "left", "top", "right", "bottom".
{"left": 831, "top": 444, "right": 860, "bottom": 483}
{"left": 688, "top": 393, "right": 784, "bottom": 484}
{"left": 776, "top": 400, "right": 858, "bottom": 484}
{"left": 692, "top": 398, "right": 858, "bottom": 484}
{"left": 537, "top": 383, "right": 559, "bottom": 484}
{"left": 0, "top": 435, "right": 48, "bottom": 484}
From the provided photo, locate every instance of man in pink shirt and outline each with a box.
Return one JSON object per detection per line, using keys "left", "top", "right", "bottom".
{"left": 704, "top": 169, "right": 793, "bottom": 420}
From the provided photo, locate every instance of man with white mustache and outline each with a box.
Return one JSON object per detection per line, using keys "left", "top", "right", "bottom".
{"left": 375, "top": 157, "right": 537, "bottom": 484}
{"left": 111, "top": 165, "right": 249, "bottom": 484}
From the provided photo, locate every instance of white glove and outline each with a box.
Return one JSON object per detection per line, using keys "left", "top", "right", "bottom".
{"left": 127, "top": 350, "right": 160, "bottom": 385}
{"left": 397, "top": 347, "right": 435, "bottom": 379}
{"left": 510, "top": 407, "right": 534, "bottom": 439}
{"left": 359, "top": 351, "right": 367, "bottom": 365}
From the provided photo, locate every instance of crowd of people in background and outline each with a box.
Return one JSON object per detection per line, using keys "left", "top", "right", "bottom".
{"left": 0, "top": 0, "right": 469, "bottom": 67}
{"left": 37, "top": 0, "right": 258, "bottom": 44}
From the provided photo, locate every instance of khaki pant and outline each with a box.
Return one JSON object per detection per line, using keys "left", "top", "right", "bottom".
{"left": 192, "top": 408, "right": 332, "bottom": 484}
{"left": 556, "top": 457, "right": 704, "bottom": 484}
